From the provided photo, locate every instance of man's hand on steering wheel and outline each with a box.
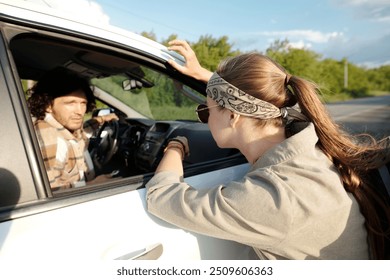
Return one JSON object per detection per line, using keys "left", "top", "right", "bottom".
{"left": 90, "top": 113, "right": 120, "bottom": 171}
{"left": 94, "top": 113, "right": 119, "bottom": 126}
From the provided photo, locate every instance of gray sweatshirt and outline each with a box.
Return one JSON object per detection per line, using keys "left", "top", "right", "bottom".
{"left": 146, "top": 123, "right": 368, "bottom": 259}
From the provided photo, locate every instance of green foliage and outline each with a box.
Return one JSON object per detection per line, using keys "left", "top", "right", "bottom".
{"left": 143, "top": 33, "right": 388, "bottom": 103}
{"left": 316, "top": 59, "right": 345, "bottom": 95}
{"left": 266, "top": 39, "right": 322, "bottom": 83}
{"left": 160, "top": 34, "right": 178, "bottom": 46}
{"left": 92, "top": 76, "right": 153, "bottom": 118}
{"left": 345, "top": 63, "right": 369, "bottom": 96}
{"left": 151, "top": 105, "right": 197, "bottom": 121}
{"left": 366, "top": 65, "right": 390, "bottom": 91}
{"left": 190, "top": 35, "right": 240, "bottom": 71}
{"left": 140, "top": 31, "right": 157, "bottom": 41}
{"left": 264, "top": 39, "right": 388, "bottom": 100}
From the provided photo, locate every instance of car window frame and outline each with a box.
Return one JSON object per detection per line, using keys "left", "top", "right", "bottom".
{"left": 0, "top": 30, "right": 44, "bottom": 219}
{"left": 0, "top": 30, "right": 47, "bottom": 191}
{"left": 0, "top": 21, "right": 165, "bottom": 218}
{"left": 0, "top": 18, "right": 246, "bottom": 222}
{"left": 0, "top": 20, "right": 193, "bottom": 191}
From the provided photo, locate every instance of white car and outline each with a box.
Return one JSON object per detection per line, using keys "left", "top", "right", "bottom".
{"left": 0, "top": 0, "right": 252, "bottom": 260}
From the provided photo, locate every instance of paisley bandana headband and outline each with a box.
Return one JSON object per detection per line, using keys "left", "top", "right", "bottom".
{"left": 206, "top": 72, "right": 283, "bottom": 119}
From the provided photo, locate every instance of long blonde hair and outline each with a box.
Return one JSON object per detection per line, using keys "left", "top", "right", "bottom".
{"left": 217, "top": 52, "right": 390, "bottom": 259}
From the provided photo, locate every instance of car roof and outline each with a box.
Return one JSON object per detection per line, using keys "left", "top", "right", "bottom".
{"left": 0, "top": 0, "right": 184, "bottom": 64}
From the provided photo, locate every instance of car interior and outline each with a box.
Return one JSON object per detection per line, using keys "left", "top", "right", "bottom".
{"left": 9, "top": 32, "right": 246, "bottom": 193}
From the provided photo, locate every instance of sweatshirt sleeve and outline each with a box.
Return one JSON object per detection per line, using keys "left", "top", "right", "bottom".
{"left": 145, "top": 170, "right": 291, "bottom": 248}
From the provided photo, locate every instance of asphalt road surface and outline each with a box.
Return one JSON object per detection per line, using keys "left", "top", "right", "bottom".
{"left": 326, "top": 95, "right": 390, "bottom": 139}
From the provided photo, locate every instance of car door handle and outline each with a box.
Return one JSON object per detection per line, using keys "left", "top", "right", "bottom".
{"left": 114, "top": 243, "right": 163, "bottom": 260}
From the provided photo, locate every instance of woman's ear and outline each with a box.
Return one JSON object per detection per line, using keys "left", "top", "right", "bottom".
{"left": 230, "top": 113, "right": 240, "bottom": 128}
{"left": 46, "top": 105, "right": 52, "bottom": 113}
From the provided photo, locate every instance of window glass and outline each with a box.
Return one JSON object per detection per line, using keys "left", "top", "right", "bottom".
{"left": 12, "top": 32, "right": 233, "bottom": 194}
{"left": 91, "top": 66, "right": 205, "bottom": 121}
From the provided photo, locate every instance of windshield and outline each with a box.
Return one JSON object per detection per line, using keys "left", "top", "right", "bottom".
{"left": 91, "top": 66, "right": 205, "bottom": 121}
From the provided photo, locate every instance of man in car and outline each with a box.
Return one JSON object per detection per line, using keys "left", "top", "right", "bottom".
{"left": 27, "top": 67, "right": 118, "bottom": 190}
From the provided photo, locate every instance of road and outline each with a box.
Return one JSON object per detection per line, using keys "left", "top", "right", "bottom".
{"left": 326, "top": 95, "right": 390, "bottom": 138}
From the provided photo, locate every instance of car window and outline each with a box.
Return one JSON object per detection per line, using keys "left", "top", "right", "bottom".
{"left": 91, "top": 68, "right": 204, "bottom": 121}
{"left": 0, "top": 18, "right": 244, "bottom": 196}
{"left": 4, "top": 26, "right": 244, "bottom": 196}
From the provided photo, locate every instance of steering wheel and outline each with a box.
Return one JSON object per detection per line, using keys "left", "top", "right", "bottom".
{"left": 91, "top": 120, "right": 119, "bottom": 170}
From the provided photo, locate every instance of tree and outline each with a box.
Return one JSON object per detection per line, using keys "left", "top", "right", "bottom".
{"left": 317, "top": 58, "right": 345, "bottom": 95}
{"left": 140, "top": 31, "right": 157, "bottom": 41}
{"left": 367, "top": 65, "right": 390, "bottom": 91}
{"left": 266, "top": 39, "right": 321, "bottom": 81}
{"left": 137, "top": 31, "right": 389, "bottom": 101}
{"left": 346, "top": 63, "right": 369, "bottom": 97}
{"left": 161, "top": 34, "right": 178, "bottom": 46}
{"left": 191, "top": 35, "right": 240, "bottom": 71}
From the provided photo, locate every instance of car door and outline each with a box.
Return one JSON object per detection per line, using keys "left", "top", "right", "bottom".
{"left": 0, "top": 15, "right": 252, "bottom": 261}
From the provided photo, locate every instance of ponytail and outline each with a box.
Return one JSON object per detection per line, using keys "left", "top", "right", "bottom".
{"left": 217, "top": 52, "right": 389, "bottom": 258}
{"left": 289, "top": 76, "right": 390, "bottom": 259}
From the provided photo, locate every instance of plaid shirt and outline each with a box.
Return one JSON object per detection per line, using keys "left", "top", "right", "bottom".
{"left": 34, "top": 113, "right": 95, "bottom": 190}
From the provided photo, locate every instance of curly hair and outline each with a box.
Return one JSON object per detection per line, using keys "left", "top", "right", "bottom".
{"left": 27, "top": 67, "right": 96, "bottom": 120}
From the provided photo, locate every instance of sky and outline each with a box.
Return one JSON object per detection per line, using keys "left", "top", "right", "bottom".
{"left": 25, "top": 0, "right": 390, "bottom": 68}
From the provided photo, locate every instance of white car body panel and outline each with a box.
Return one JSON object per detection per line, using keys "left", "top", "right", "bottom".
{"left": 0, "top": 164, "right": 250, "bottom": 260}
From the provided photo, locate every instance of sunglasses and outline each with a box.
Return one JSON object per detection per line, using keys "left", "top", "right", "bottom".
{"left": 195, "top": 104, "right": 220, "bottom": 123}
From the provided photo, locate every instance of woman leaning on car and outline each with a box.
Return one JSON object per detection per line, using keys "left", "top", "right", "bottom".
{"left": 146, "top": 40, "right": 390, "bottom": 259}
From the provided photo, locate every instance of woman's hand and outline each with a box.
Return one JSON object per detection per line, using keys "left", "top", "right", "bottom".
{"left": 167, "top": 39, "right": 213, "bottom": 83}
